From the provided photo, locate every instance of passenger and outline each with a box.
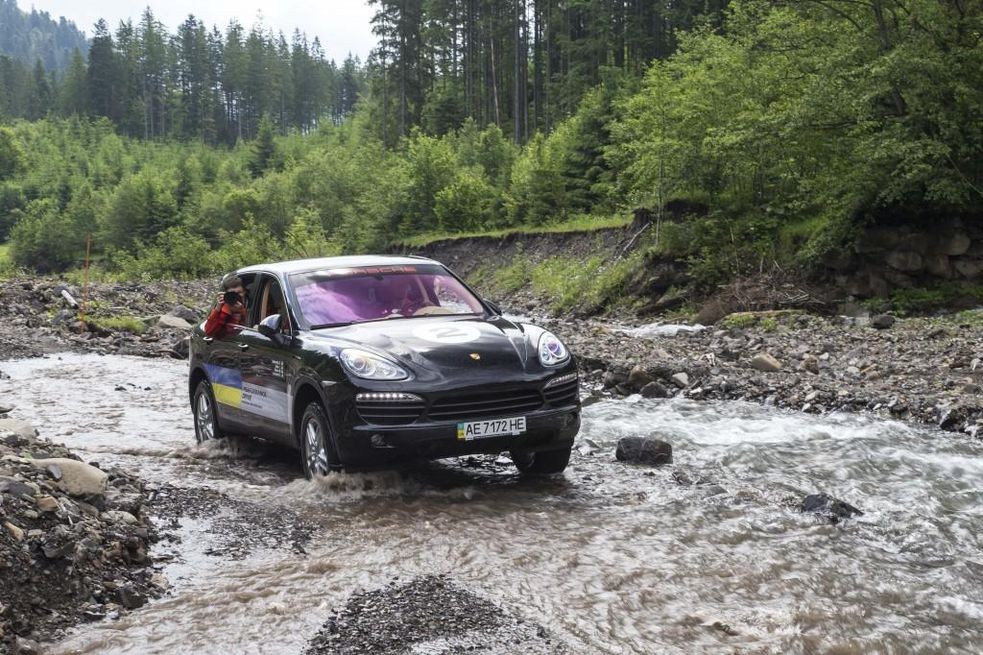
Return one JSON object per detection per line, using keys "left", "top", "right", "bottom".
{"left": 204, "top": 276, "right": 248, "bottom": 338}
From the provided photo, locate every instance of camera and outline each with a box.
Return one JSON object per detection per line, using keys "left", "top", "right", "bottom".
{"left": 223, "top": 291, "right": 242, "bottom": 306}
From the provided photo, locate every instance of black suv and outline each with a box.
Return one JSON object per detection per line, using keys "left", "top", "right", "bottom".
{"left": 188, "top": 255, "right": 581, "bottom": 478}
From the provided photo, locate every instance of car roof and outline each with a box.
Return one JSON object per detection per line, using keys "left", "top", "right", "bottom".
{"left": 237, "top": 255, "right": 441, "bottom": 276}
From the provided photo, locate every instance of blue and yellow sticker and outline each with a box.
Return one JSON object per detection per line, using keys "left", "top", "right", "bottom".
{"left": 204, "top": 364, "right": 243, "bottom": 408}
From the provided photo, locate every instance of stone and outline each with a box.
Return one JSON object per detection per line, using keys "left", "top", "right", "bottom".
{"left": 157, "top": 314, "right": 193, "bottom": 330}
{"left": 102, "top": 510, "right": 138, "bottom": 525}
{"left": 802, "top": 355, "right": 820, "bottom": 374}
{"left": 670, "top": 372, "right": 690, "bottom": 388}
{"left": 36, "top": 496, "right": 59, "bottom": 512}
{"left": 12, "top": 637, "right": 41, "bottom": 655}
{"left": 885, "top": 250, "right": 923, "bottom": 272}
{"left": 800, "top": 493, "right": 863, "bottom": 524}
{"left": 31, "top": 458, "right": 108, "bottom": 497}
{"left": 695, "top": 298, "right": 731, "bottom": 326}
{"left": 0, "top": 477, "right": 36, "bottom": 498}
{"left": 118, "top": 585, "right": 147, "bottom": 609}
{"left": 616, "top": 436, "right": 673, "bottom": 466}
{"left": 871, "top": 314, "right": 896, "bottom": 329}
{"left": 3, "top": 521, "right": 24, "bottom": 541}
{"left": 0, "top": 418, "right": 38, "bottom": 440}
{"left": 0, "top": 403, "right": 14, "bottom": 415}
{"left": 169, "top": 335, "right": 191, "bottom": 359}
{"left": 924, "top": 254, "right": 954, "bottom": 279}
{"left": 169, "top": 305, "right": 200, "bottom": 322}
{"left": 750, "top": 353, "right": 783, "bottom": 372}
{"left": 953, "top": 258, "right": 983, "bottom": 279}
{"left": 937, "top": 232, "right": 971, "bottom": 256}
{"left": 627, "top": 365, "right": 653, "bottom": 389}
{"left": 602, "top": 371, "right": 625, "bottom": 389}
{"left": 639, "top": 381, "right": 670, "bottom": 399}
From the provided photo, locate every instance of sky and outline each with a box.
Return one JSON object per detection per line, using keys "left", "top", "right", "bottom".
{"left": 32, "top": 0, "right": 379, "bottom": 62}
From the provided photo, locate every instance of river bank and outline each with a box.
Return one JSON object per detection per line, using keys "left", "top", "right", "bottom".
{"left": 2, "top": 275, "right": 980, "bottom": 440}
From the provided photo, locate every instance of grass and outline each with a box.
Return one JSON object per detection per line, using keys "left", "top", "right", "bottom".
{"left": 392, "top": 214, "right": 633, "bottom": 249}
{"left": 863, "top": 283, "right": 983, "bottom": 315}
{"left": 719, "top": 310, "right": 799, "bottom": 330}
{"left": 87, "top": 314, "right": 146, "bottom": 334}
{"left": 0, "top": 242, "right": 13, "bottom": 277}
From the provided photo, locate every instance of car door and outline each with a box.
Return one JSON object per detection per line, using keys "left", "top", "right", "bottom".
{"left": 236, "top": 274, "right": 295, "bottom": 444}
{"left": 199, "top": 272, "right": 256, "bottom": 430}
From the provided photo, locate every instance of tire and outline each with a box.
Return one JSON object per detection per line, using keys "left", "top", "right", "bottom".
{"left": 299, "top": 401, "right": 340, "bottom": 479}
{"left": 192, "top": 379, "right": 224, "bottom": 444}
{"left": 510, "top": 446, "right": 572, "bottom": 476}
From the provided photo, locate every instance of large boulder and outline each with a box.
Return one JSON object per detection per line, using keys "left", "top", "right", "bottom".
{"left": 31, "top": 458, "right": 108, "bottom": 497}
{"left": 616, "top": 436, "right": 673, "bottom": 466}
{"left": 885, "top": 250, "right": 923, "bottom": 272}
{"left": 157, "top": 314, "right": 193, "bottom": 330}
{"left": 937, "top": 232, "right": 971, "bottom": 256}
{"left": 954, "top": 258, "right": 983, "bottom": 279}
{"left": 0, "top": 418, "right": 38, "bottom": 441}
{"left": 169, "top": 305, "right": 200, "bottom": 322}
{"left": 800, "top": 493, "right": 863, "bottom": 524}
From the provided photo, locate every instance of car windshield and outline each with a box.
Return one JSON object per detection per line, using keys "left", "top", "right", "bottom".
{"left": 290, "top": 264, "right": 486, "bottom": 327}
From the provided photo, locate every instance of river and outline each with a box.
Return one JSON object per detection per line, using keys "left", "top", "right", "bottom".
{"left": 1, "top": 353, "right": 981, "bottom": 654}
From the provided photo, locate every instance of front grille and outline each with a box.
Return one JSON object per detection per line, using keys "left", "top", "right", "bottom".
{"left": 544, "top": 379, "right": 579, "bottom": 407}
{"left": 428, "top": 387, "right": 543, "bottom": 422}
{"left": 357, "top": 399, "right": 426, "bottom": 426}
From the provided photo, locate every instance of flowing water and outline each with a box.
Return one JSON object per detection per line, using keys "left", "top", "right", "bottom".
{"left": 1, "top": 353, "right": 981, "bottom": 654}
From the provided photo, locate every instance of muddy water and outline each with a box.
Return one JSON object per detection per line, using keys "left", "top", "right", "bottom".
{"left": 2, "top": 353, "right": 982, "bottom": 654}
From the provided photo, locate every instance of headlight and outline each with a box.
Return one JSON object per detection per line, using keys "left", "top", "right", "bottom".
{"left": 340, "top": 349, "right": 408, "bottom": 381}
{"left": 537, "top": 331, "right": 570, "bottom": 367}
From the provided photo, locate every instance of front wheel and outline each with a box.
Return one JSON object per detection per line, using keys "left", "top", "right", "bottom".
{"left": 192, "top": 380, "right": 224, "bottom": 444}
{"left": 510, "top": 446, "right": 572, "bottom": 476}
{"left": 299, "top": 402, "right": 340, "bottom": 479}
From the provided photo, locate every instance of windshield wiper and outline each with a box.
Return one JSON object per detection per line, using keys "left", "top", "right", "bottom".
{"left": 309, "top": 321, "right": 354, "bottom": 330}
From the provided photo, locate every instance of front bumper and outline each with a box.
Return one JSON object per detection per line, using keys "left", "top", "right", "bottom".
{"left": 335, "top": 406, "right": 580, "bottom": 469}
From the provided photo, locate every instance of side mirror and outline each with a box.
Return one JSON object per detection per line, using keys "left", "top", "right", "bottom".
{"left": 484, "top": 300, "right": 502, "bottom": 316}
{"left": 257, "top": 314, "right": 283, "bottom": 339}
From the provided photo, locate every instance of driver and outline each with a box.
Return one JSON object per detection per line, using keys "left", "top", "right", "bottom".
{"left": 204, "top": 276, "right": 248, "bottom": 338}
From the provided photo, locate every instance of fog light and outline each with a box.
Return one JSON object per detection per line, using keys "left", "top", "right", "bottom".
{"left": 356, "top": 392, "right": 423, "bottom": 403}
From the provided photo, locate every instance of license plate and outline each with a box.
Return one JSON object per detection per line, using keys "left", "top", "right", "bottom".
{"left": 457, "top": 416, "right": 527, "bottom": 441}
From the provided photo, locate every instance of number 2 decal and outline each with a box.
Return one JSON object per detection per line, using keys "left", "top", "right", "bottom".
{"left": 412, "top": 324, "right": 482, "bottom": 344}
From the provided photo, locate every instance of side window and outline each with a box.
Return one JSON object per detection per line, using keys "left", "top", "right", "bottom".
{"left": 257, "top": 277, "right": 292, "bottom": 334}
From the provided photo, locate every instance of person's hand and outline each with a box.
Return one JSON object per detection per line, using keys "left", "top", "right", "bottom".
{"left": 216, "top": 292, "right": 225, "bottom": 306}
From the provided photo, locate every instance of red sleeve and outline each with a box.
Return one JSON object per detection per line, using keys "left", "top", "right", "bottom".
{"left": 203, "top": 305, "right": 228, "bottom": 338}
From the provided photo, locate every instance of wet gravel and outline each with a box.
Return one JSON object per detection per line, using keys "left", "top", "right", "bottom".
{"left": 305, "top": 575, "right": 563, "bottom": 655}
{"left": 149, "top": 483, "right": 316, "bottom": 560}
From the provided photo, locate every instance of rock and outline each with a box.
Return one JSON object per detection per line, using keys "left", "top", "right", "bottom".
{"left": 12, "top": 637, "right": 41, "bottom": 655}
{"left": 639, "top": 381, "right": 670, "bottom": 398}
{"left": 168, "top": 305, "right": 200, "bottom": 322}
{"left": 31, "top": 458, "right": 108, "bottom": 497}
{"left": 953, "top": 258, "right": 983, "bottom": 279}
{"left": 36, "top": 495, "right": 59, "bottom": 512}
{"left": 0, "top": 477, "right": 36, "bottom": 498}
{"left": 937, "top": 232, "right": 971, "bottom": 256}
{"left": 802, "top": 354, "right": 820, "bottom": 374}
{"left": 616, "top": 437, "right": 673, "bottom": 466}
{"left": 44, "top": 463, "right": 63, "bottom": 480}
{"left": 102, "top": 510, "right": 138, "bottom": 525}
{"left": 157, "top": 314, "right": 193, "bottom": 330}
{"left": 602, "top": 371, "right": 626, "bottom": 389}
{"left": 871, "top": 314, "right": 896, "bottom": 329}
{"left": 169, "top": 335, "right": 191, "bottom": 359}
{"left": 0, "top": 403, "right": 14, "bottom": 415}
{"left": 670, "top": 372, "right": 689, "bottom": 388}
{"left": 0, "top": 418, "right": 38, "bottom": 440}
{"left": 750, "top": 353, "right": 783, "bottom": 372}
{"left": 4, "top": 521, "right": 25, "bottom": 541}
{"left": 800, "top": 493, "right": 863, "bottom": 524}
{"left": 117, "top": 585, "right": 147, "bottom": 609}
{"left": 924, "top": 254, "right": 954, "bottom": 279}
{"left": 627, "top": 365, "right": 653, "bottom": 389}
{"left": 885, "top": 250, "right": 923, "bottom": 272}
{"left": 695, "top": 298, "right": 730, "bottom": 326}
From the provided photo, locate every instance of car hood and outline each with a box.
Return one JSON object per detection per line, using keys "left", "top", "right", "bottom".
{"left": 310, "top": 316, "right": 541, "bottom": 374}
